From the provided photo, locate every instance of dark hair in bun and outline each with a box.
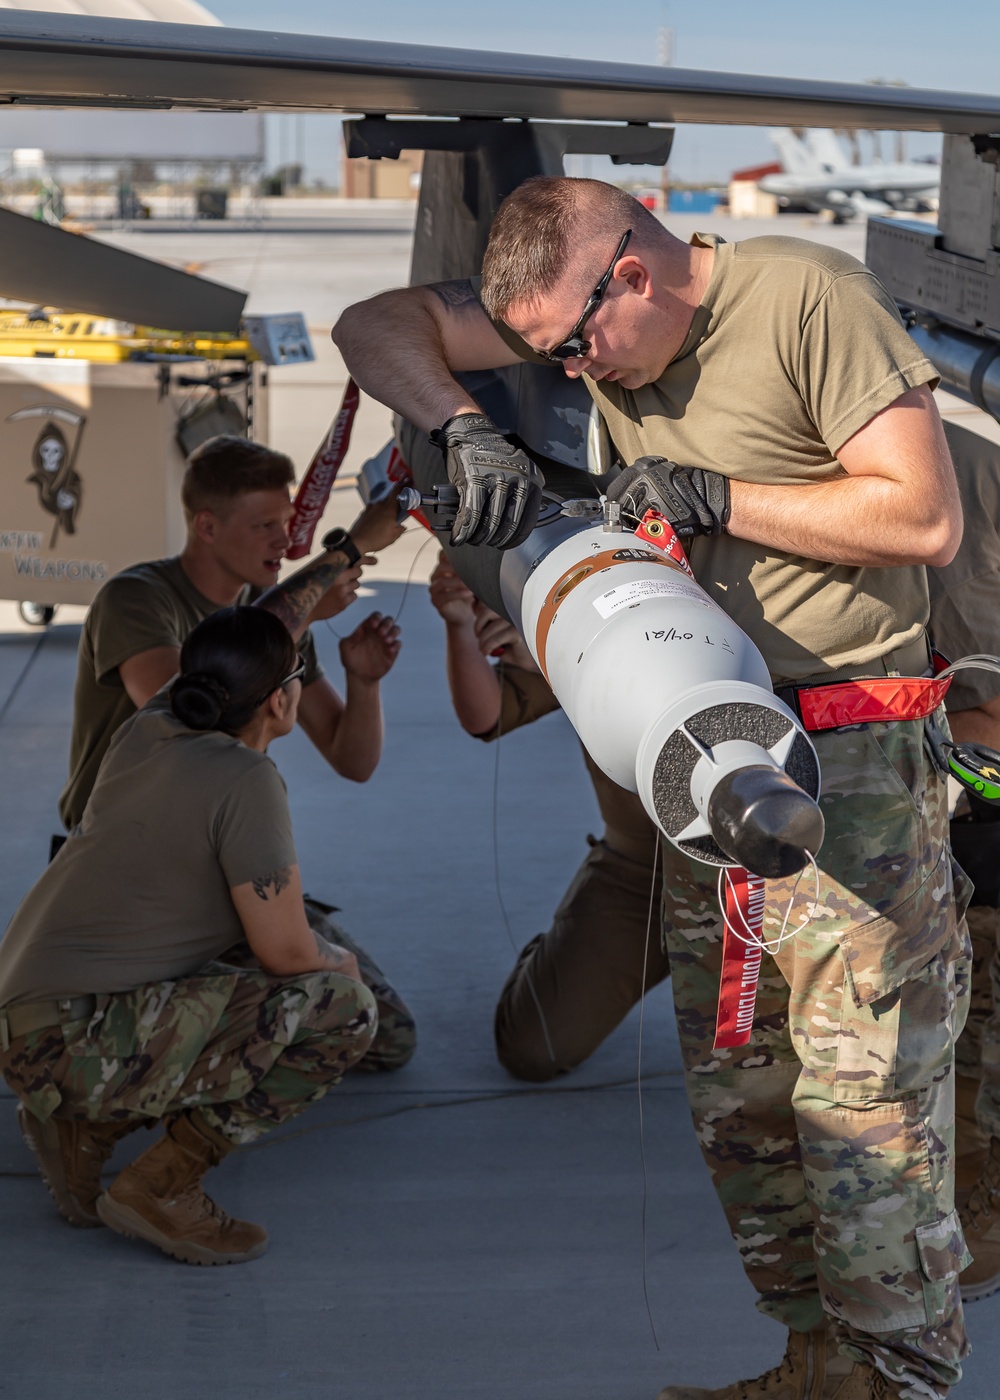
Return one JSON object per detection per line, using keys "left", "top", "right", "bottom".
{"left": 171, "top": 607, "right": 298, "bottom": 735}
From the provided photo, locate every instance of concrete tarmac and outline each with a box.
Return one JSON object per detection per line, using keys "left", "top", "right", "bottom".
{"left": 1, "top": 211, "right": 999, "bottom": 1398}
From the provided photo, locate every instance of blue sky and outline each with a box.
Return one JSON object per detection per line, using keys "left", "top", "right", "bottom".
{"left": 207, "top": 0, "right": 1000, "bottom": 183}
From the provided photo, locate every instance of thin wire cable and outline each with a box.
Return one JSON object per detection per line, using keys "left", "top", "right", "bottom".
{"left": 491, "top": 668, "right": 557, "bottom": 1066}
{"left": 323, "top": 525, "right": 438, "bottom": 641}
{"left": 227, "top": 1067, "right": 682, "bottom": 1155}
{"left": 717, "top": 853, "right": 821, "bottom": 955}
{"left": 0, "top": 629, "right": 48, "bottom": 726}
{"left": 0, "top": 1068, "right": 684, "bottom": 1177}
{"left": 491, "top": 654, "right": 662, "bottom": 1335}
{"left": 636, "top": 832, "right": 662, "bottom": 1351}
{"left": 328, "top": 531, "right": 556, "bottom": 1061}
{"left": 391, "top": 530, "right": 438, "bottom": 625}
{"left": 722, "top": 856, "right": 812, "bottom": 957}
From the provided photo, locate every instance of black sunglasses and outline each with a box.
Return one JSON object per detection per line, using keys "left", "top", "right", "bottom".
{"left": 258, "top": 654, "right": 306, "bottom": 708}
{"left": 280, "top": 654, "right": 307, "bottom": 689}
{"left": 540, "top": 229, "right": 632, "bottom": 363}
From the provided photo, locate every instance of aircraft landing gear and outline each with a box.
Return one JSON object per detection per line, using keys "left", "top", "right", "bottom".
{"left": 18, "top": 601, "right": 56, "bottom": 627}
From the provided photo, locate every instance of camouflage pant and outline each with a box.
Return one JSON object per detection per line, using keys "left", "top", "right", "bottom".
{"left": 662, "top": 717, "right": 971, "bottom": 1399}
{"left": 0, "top": 963, "right": 377, "bottom": 1146}
{"left": 954, "top": 904, "right": 1000, "bottom": 1137}
{"left": 302, "top": 898, "right": 416, "bottom": 1072}
{"left": 494, "top": 835, "right": 668, "bottom": 1081}
{"left": 190, "top": 901, "right": 415, "bottom": 1074}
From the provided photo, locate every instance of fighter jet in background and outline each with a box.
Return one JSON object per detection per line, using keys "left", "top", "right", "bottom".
{"left": 760, "top": 128, "right": 939, "bottom": 220}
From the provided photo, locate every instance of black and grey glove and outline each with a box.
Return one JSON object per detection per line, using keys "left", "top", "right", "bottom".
{"left": 429, "top": 412, "right": 544, "bottom": 549}
{"left": 606, "top": 456, "right": 730, "bottom": 538}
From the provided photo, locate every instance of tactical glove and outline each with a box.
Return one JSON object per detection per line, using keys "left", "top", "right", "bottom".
{"left": 607, "top": 456, "right": 731, "bottom": 538}
{"left": 429, "top": 412, "right": 544, "bottom": 549}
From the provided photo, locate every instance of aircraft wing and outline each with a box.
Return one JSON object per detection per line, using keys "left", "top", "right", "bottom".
{"left": 1, "top": 11, "right": 1000, "bottom": 130}
{"left": 0, "top": 206, "right": 247, "bottom": 331}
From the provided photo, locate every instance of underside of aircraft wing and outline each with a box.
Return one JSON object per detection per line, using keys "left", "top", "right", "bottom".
{"left": 1, "top": 12, "right": 1000, "bottom": 131}
{"left": 0, "top": 206, "right": 247, "bottom": 331}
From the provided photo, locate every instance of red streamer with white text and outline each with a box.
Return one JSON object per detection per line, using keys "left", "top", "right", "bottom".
{"left": 285, "top": 378, "right": 361, "bottom": 559}
{"left": 714, "top": 867, "right": 768, "bottom": 1049}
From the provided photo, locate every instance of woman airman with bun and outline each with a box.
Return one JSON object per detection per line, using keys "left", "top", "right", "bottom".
{"left": 0, "top": 606, "right": 378, "bottom": 1266}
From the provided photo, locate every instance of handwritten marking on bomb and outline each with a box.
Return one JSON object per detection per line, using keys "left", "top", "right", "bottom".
{"left": 645, "top": 629, "right": 735, "bottom": 653}
{"left": 535, "top": 547, "right": 684, "bottom": 681}
{"left": 592, "top": 575, "right": 719, "bottom": 619}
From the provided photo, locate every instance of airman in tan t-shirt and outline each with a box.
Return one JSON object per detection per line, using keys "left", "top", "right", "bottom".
{"left": 485, "top": 234, "right": 938, "bottom": 684}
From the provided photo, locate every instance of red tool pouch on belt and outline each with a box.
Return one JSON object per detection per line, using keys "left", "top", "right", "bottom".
{"left": 793, "top": 674, "right": 952, "bottom": 731}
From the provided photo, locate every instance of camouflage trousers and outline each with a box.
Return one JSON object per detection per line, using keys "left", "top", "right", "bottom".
{"left": 954, "top": 904, "right": 1000, "bottom": 1138}
{"left": 662, "top": 717, "right": 972, "bottom": 1399}
{"left": 0, "top": 962, "right": 378, "bottom": 1147}
{"left": 302, "top": 898, "right": 416, "bottom": 1072}
{"left": 181, "top": 900, "right": 416, "bottom": 1074}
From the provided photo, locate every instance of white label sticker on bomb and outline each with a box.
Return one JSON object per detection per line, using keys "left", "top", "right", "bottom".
{"left": 593, "top": 576, "right": 719, "bottom": 619}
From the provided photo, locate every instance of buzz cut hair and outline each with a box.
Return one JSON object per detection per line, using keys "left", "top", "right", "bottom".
{"left": 480, "top": 176, "right": 667, "bottom": 323}
{"left": 181, "top": 436, "right": 296, "bottom": 518}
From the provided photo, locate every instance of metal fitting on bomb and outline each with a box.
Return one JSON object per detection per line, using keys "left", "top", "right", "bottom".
{"left": 603, "top": 498, "right": 623, "bottom": 531}
{"left": 410, "top": 483, "right": 460, "bottom": 529}
{"left": 366, "top": 476, "right": 460, "bottom": 528}
{"left": 394, "top": 486, "right": 422, "bottom": 514}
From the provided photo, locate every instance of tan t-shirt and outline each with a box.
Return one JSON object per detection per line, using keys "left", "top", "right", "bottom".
{"left": 488, "top": 662, "right": 657, "bottom": 865}
{"left": 0, "top": 691, "right": 297, "bottom": 1007}
{"left": 486, "top": 235, "right": 938, "bottom": 685}
{"left": 928, "top": 421, "right": 1000, "bottom": 712}
{"left": 60, "top": 556, "right": 322, "bottom": 830}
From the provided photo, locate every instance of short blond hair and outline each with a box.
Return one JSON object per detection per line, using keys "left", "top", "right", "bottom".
{"left": 480, "top": 177, "right": 666, "bottom": 322}
{"left": 182, "top": 436, "right": 295, "bottom": 518}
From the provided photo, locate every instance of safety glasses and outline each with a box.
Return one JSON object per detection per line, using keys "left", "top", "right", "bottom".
{"left": 279, "top": 655, "right": 307, "bottom": 689}
{"left": 539, "top": 229, "right": 632, "bottom": 363}
{"left": 258, "top": 654, "right": 305, "bottom": 708}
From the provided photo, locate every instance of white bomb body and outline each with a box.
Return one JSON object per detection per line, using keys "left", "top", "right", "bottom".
{"left": 500, "top": 509, "right": 823, "bottom": 876}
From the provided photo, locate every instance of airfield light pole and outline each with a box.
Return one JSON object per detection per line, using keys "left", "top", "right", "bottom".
{"left": 657, "top": 21, "right": 675, "bottom": 213}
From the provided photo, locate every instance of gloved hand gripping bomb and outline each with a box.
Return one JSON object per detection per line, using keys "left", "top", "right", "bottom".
{"left": 606, "top": 455, "right": 731, "bottom": 538}
{"left": 429, "top": 412, "right": 544, "bottom": 549}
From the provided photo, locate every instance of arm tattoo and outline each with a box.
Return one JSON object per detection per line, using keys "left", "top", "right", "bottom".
{"left": 251, "top": 866, "right": 292, "bottom": 901}
{"left": 428, "top": 279, "right": 478, "bottom": 310}
{"left": 312, "top": 929, "right": 352, "bottom": 971}
{"left": 255, "top": 555, "right": 348, "bottom": 637}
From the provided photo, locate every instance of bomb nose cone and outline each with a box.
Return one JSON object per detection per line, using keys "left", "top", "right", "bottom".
{"left": 707, "top": 765, "right": 825, "bottom": 879}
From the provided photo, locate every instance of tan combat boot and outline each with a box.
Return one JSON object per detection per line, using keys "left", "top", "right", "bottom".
{"left": 959, "top": 1135, "right": 1000, "bottom": 1302}
{"left": 656, "top": 1327, "right": 900, "bottom": 1400}
{"left": 823, "top": 1368, "right": 899, "bottom": 1399}
{"left": 16, "top": 1102, "right": 138, "bottom": 1228}
{"left": 96, "top": 1110, "right": 268, "bottom": 1265}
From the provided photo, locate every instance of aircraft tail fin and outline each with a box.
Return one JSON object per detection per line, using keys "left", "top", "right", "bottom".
{"left": 771, "top": 128, "right": 850, "bottom": 176}
{"left": 770, "top": 128, "right": 819, "bottom": 176}
{"left": 806, "top": 129, "right": 849, "bottom": 172}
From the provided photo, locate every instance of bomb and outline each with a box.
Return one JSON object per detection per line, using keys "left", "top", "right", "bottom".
{"left": 498, "top": 502, "right": 824, "bottom": 879}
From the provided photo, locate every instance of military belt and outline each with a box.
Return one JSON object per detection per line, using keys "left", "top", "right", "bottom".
{"left": 775, "top": 633, "right": 950, "bottom": 733}
{"left": 0, "top": 995, "right": 97, "bottom": 1051}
